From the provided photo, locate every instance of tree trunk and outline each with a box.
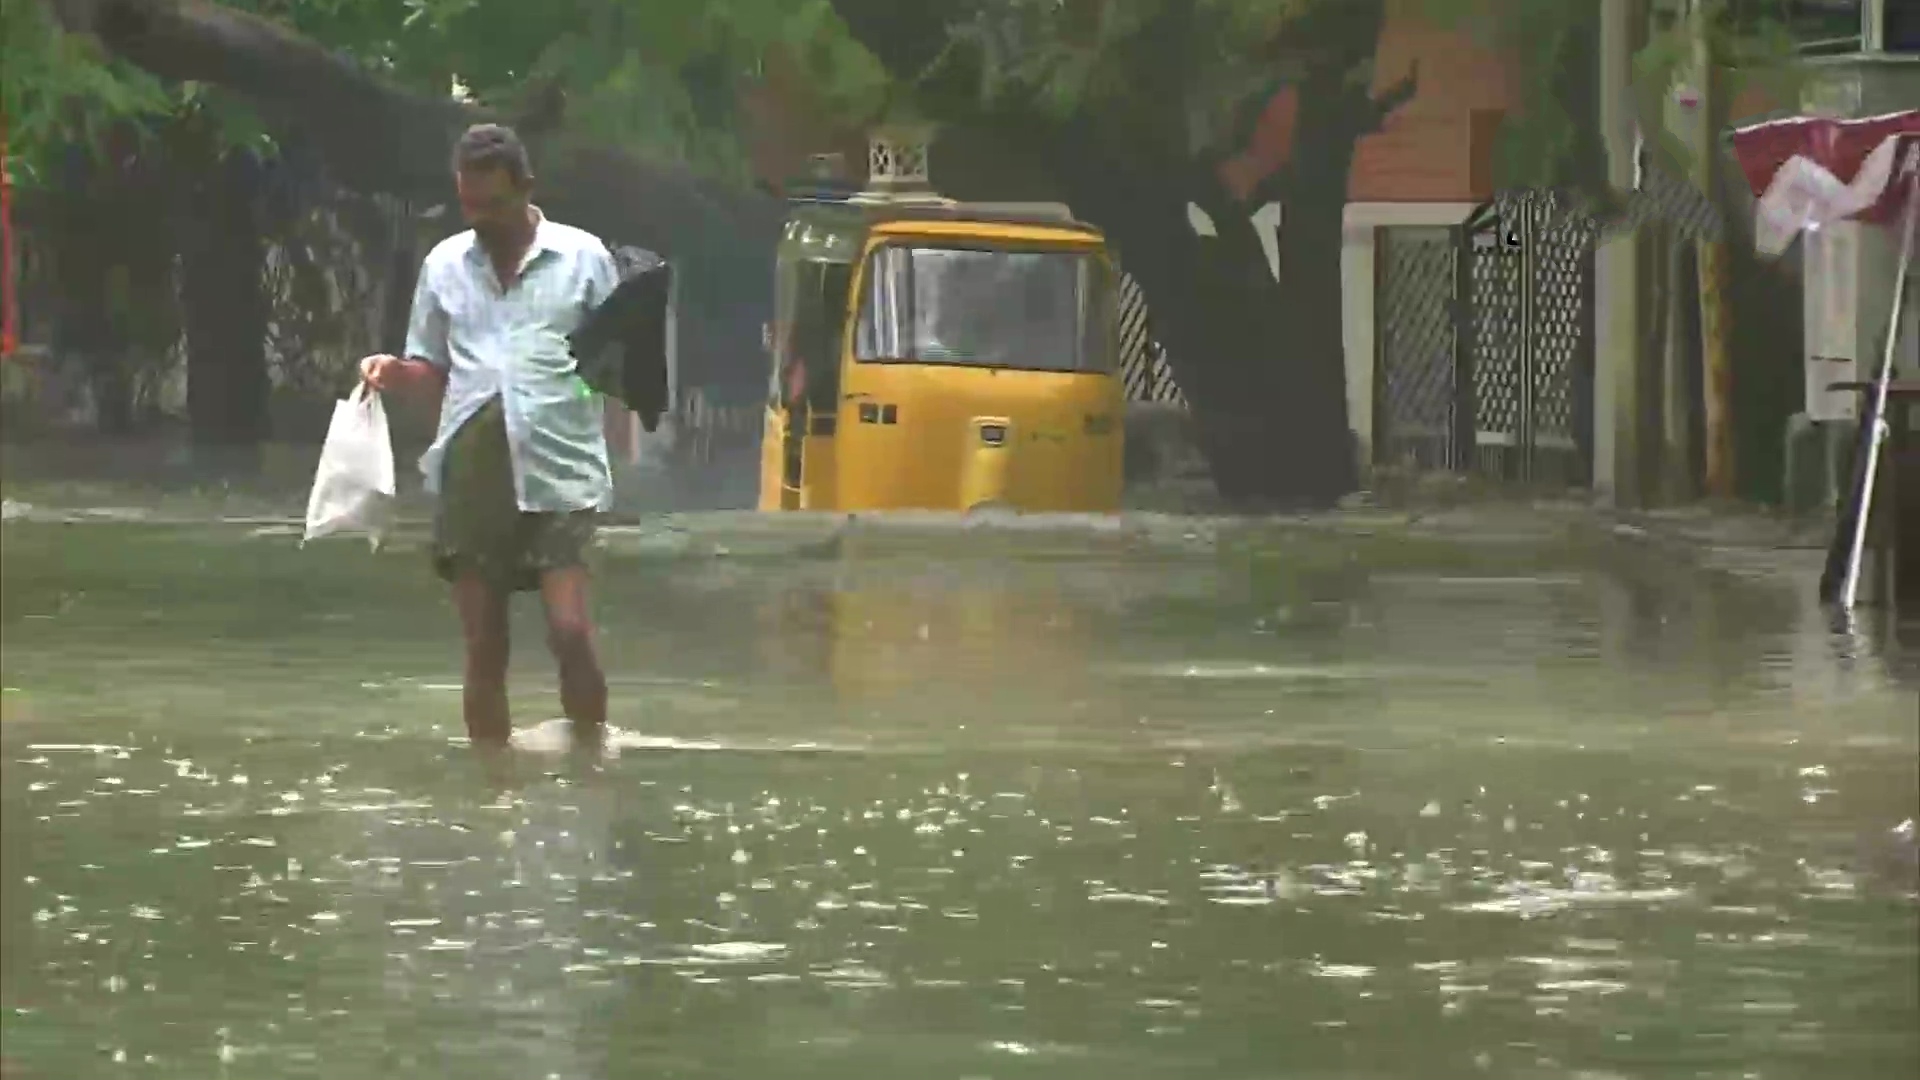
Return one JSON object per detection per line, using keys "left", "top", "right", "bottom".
{"left": 87, "top": 338, "right": 138, "bottom": 436}
{"left": 379, "top": 225, "right": 419, "bottom": 356}
{"left": 46, "top": 138, "right": 150, "bottom": 436}
{"left": 178, "top": 147, "right": 270, "bottom": 469}
{"left": 1254, "top": 80, "right": 1372, "bottom": 505}
{"left": 1094, "top": 40, "right": 1397, "bottom": 504}
{"left": 1131, "top": 171, "right": 1326, "bottom": 503}
{"left": 995, "top": 190, "right": 1358, "bottom": 504}
{"left": 49, "top": 234, "right": 129, "bottom": 434}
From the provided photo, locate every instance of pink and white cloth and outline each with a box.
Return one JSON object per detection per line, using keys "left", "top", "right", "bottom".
{"left": 1728, "top": 110, "right": 1919, "bottom": 256}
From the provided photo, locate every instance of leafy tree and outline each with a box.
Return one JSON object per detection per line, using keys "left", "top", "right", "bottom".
{"left": 2, "top": 1, "right": 173, "bottom": 186}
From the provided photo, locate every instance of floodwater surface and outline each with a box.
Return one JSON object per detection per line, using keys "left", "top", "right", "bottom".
{"left": 2, "top": 511, "right": 1916, "bottom": 1079}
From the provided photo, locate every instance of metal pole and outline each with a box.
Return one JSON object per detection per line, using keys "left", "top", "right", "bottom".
{"left": 1681, "top": 0, "right": 1737, "bottom": 498}
{"left": 1594, "top": 0, "right": 1645, "bottom": 503}
{"left": 666, "top": 257, "right": 680, "bottom": 431}
{"left": 1526, "top": 202, "right": 1542, "bottom": 483}
{"left": 1838, "top": 149, "right": 1919, "bottom": 611}
{"left": 1, "top": 108, "right": 16, "bottom": 360}
{"left": 1452, "top": 224, "right": 1476, "bottom": 473}
{"left": 1699, "top": 238, "right": 1734, "bottom": 494}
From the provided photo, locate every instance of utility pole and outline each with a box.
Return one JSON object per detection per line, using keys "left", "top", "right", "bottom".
{"left": 1, "top": 108, "right": 15, "bottom": 361}
{"left": 1660, "top": 217, "right": 1695, "bottom": 503}
{"left": 1688, "top": 0, "right": 1736, "bottom": 499}
{"left": 1595, "top": 0, "right": 1649, "bottom": 507}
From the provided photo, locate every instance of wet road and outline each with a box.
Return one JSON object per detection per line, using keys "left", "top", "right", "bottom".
{"left": 2, "top": 512, "right": 1915, "bottom": 1079}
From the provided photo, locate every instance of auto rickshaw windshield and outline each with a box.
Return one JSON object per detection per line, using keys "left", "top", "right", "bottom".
{"left": 853, "top": 245, "right": 1111, "bottom": 372}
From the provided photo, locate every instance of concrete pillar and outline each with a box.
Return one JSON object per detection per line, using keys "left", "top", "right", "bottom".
{"left": 1341, "top": 212, "right": 1376, "bottom": 465}
{"left": 1592, "top": 0, "right": 1644, "bottom": 505}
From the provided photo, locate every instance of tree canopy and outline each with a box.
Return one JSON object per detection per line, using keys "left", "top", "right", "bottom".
{"left": 6, "top": 0, "right": 1817, "bottom": 238}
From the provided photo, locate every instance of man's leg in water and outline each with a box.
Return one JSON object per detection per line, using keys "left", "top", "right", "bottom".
{"left": 434, "top": 398, "right": 519, "bottom": 750}
{"left": 539, "top": 563, "right": 606, "bottom": 753}
{"left": 453, "top": 574, "right": 512, "bottom": 748}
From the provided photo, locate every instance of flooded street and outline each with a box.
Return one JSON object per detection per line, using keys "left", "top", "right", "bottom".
{"left": 2, "top": 512, "right": 1916, "bottom": 1079}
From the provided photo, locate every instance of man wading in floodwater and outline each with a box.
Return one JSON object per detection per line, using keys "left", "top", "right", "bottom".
{"left": 360, "top": 124, "right": 619, "bottom": 757}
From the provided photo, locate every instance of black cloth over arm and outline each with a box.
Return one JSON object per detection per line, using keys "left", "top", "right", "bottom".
{"left": 570, "top": 252, "right": 671, "bottom": 432}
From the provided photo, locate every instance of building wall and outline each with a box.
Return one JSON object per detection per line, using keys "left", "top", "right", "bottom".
{"left": 1219, "top": 8, "right": 1515, "bottom": 205}
{"left": 1351, "top": 5, "right": 1518, "bottom": 203}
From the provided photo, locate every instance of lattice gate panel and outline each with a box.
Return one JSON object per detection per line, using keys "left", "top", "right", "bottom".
{"left": 1374, "top": 226, "right": 1461, "bottom": 468}
{"left": 1116, "top": 269, "right": 1186, "bottom": 406}
{"left": 1522, "top": 196, "right": 1596, "bottom": 486}
{"left": 1461, "top": 191, "right": 1596, "bottom": 484}
{"left": 1468, "top": 203, "right": 1527, "bottom": 479}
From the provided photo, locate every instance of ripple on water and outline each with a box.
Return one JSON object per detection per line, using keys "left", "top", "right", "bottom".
{"left": 503, "top": 718, "right": 865, "bottom": 758}
{"left": 687, "top": 941, "right": 788, "bottom": 962}
{"left": 3, "top": 512, "right": 1916, "bottom": 1078}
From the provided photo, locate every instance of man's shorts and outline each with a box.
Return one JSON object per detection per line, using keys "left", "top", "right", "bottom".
{"left": 431, "top": 398, "right": 598, "bottom": 593}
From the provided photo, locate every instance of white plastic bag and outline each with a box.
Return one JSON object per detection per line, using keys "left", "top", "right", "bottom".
{"left": 302, "top": 383, "right": 396, "bottom": 545}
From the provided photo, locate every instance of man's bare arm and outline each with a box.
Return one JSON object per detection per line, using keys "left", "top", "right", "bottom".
{"left": 359, "top": 354, "right": 447, "bottom": 397}
{"left": 391, "top": 356, "right": 448, "bottom": 395}
{"left": 373, "top": 259, "right": 452, "bottom": 396}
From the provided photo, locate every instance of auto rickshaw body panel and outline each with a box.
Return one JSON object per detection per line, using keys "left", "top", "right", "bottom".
{"left": 759, "top": 201, "right": 1124, "bottom": 513}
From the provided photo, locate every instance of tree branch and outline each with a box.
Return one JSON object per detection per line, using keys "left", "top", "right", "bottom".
{"left": 41, "top": 0, "right": 779, "bottom": 257}
{"left": 1364, "top": 62, "right": 1418, "bottom": 133}
{"left": 1224, "top": 73, "right": 1291, "bottom": 160}
{"left": 1247, "top": 163, "right": 1288, "bottom": 209}
{"left": 823, "top": 0, "right": 953, "bottom": 86}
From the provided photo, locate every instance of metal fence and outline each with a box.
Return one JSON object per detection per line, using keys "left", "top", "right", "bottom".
{"left": 1375, "top": 194, "right": 1597, "bottom": 486}
{"left": 1374, "top": 226, "right": 1464, "bottom": 468}
{"left": 1117, "top": 269, "right": 1186, "bottom": 406}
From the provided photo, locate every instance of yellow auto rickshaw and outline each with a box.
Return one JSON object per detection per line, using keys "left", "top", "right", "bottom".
{"left": 756, "top": 171, "right": 1124, "bottom": 514}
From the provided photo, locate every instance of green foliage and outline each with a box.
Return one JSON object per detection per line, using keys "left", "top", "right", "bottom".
{"left": 834, "top": 0, "right": 1756, "bottom": 196}
{"left": 380, "top": 0, "right": 887, "bottom": 184}
{"left": 3, "top": 0, "right": 1812, "bottom": 214}
{"left": 1484, "top": 1, "right": 1600, "bottom": 188}
{"left": 1414, "top": 0, "right": 1803, "bottom": 192}
{"left": 1, "top": 0, "right": 881, "bottom": 193}
{"left": 1614, "top": 0, "right": 1806, "bottom": 193}
{"left": 929, "top": 0, "right": 1324, "bottom": 153}
{"left": 0, "top": 0, "right": 367, "bottom": 189}
{"left": 0, "top": 0, "right": 174, "bottom": 187}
